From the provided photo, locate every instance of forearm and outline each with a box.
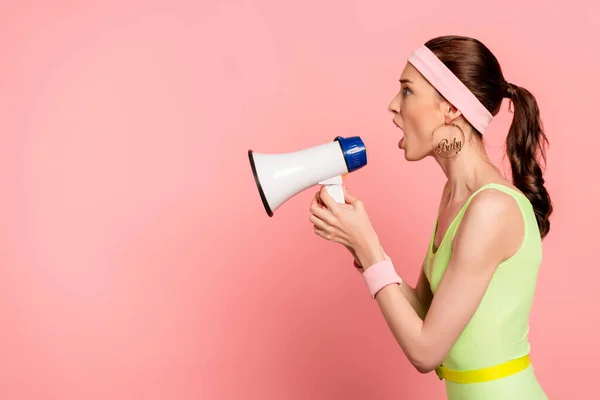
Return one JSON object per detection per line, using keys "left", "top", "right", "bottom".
{"left": 356, "top": 243, "right": 438, "bottom": 372}
{"left": 373, "top": 283, "right": 437, "bottom": 373}
{"left": 398, "top": 282, "right": 428, "bottom": 320}
{"left": 353, "top": 246, "right": 429, "bottom": 320}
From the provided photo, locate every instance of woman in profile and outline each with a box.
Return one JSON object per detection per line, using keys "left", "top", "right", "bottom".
{"left": 309, "top": 35, "right": 551, "bottom": 399}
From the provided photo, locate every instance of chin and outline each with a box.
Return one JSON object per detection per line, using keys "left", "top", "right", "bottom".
{"left": 403, "top": 148, "right": 429, "bottom": 162}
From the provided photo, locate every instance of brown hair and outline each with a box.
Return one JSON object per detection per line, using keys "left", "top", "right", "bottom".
{"left": 424, "top": 35, "right": 553, "bottom": 239}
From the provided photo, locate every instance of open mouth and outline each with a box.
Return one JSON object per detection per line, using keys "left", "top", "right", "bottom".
{"left": 393, "top": 119, "right": 405, "bottom": 148}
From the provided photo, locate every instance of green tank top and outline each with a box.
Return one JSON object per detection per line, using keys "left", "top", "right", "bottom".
{"left": 423, "top": 183, "right": 543, "bottom": 371}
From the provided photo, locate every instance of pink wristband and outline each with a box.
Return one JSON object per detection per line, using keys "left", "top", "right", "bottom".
{"left": 361, "top": 260, "right": 402, "bottom": 298}
{"left": 353, "top": 249, "right": 391, "bottom": 269}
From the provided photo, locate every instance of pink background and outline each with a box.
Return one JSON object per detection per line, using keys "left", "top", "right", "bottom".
{"left": 1, "top": 1, "right": 599, "bottom": 399}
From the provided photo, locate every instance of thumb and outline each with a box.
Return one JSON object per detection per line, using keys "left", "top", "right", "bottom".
{"left": 319, "top": 186, "right": 341, "bottom": 212}
{"left": 343, "top": 186, "right": 360, "bottom": 205}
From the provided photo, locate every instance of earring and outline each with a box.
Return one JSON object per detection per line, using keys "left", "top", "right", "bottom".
{"left": 431, "top": 122, "right": 465, "bottom": 159}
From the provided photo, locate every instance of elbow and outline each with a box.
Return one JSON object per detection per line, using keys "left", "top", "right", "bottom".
{"left": 414, "top": 362, "right": 438, "bottom": 374}
{"left": 412, "top": 358, "right": 438, "bottom": 374}
{"left": 394, "top": 331, "right": 446, "bottom": 374}
{"left": 406, "top": 345, "right": 443, "bottom": 374}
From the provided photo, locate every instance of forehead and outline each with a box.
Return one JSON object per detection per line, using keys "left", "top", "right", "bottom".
{"left": 399, "top": 63, "right": 424, "bottom": 83}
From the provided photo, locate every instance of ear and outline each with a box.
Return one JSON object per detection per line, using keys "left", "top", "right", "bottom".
{"left": 443, "top": 102, "right": 463, "bottom": 124}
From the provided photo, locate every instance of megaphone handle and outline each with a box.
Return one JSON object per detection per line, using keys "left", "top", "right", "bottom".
{"left": 324, "top": 184, "right": 345, "bottom": 204}
{"left": 318, "top": 175, "right": 345, "bottom": 204}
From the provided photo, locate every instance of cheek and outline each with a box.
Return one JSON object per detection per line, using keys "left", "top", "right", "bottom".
{"left": 403, "top": 101, "right": 433, "bottom": 138}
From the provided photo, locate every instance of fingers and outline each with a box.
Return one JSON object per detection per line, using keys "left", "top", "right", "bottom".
{"left": 319, "top": 186, "right": 341, "bottom": 214}
{"left": 310, "top": 194, "right": 335, "bottom": 224}
{"left": 310, "top": 213, "right": 342, "bottom": 241}
{"left": 310, "top": 188, "right": 352, "bottom": 246}
{"left": 310, "top": 195, "right": 337, "bottom": 235}
{"left": 312, "top": 223, "right": 348, "bottom": 246}
{"left": 342, "top": 186, "right": 362, "bottom": 207}
{"left": 309, "top": 214, "right": 331, "bottom": 233}
{"left": 315, "top": 188, "right": 323, "bottom": 206}
{"left": 313, "top": 224, "right": 330, "bottom": 240}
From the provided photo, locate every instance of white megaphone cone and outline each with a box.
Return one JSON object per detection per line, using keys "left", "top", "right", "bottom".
{"left": 248, "top": 136, "right": 367, "bottom": 217}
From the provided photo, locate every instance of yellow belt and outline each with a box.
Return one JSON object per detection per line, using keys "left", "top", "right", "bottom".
{"left": 435, "top": 354, "right": 530, "bottom": 384}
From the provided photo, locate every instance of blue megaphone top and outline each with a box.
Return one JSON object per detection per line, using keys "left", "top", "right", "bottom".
{"left": 335, "top": 136, "right": 367, "bottom": 172}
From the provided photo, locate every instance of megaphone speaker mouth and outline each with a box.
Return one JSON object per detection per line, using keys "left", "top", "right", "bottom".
{"left": 248, "top": 149, "right": 274, "bottom": 217}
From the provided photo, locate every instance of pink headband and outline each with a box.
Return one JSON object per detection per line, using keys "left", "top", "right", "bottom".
{"left": 407, "top": 45, "right": 493, "bottom": 134}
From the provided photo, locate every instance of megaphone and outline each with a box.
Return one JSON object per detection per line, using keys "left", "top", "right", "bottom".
{"left": 248, "top": 136, "right": 367, "bottom": 217}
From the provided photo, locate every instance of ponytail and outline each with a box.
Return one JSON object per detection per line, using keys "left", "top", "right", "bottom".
{"left": 505, "top": 83, "right": 553, "bottom": 239}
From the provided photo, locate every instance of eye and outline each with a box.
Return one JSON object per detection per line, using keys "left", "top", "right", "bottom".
{"left": 402, "top": 87, "right": 413, "bottom": 97}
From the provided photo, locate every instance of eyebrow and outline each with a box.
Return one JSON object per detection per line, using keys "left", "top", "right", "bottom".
{"left": 399, "top": 79, "right": 413, "bottom": 84}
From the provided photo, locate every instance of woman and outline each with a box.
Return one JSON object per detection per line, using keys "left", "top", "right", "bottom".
{"left": 309, "top": 35, "right": 551, "bottom": 399}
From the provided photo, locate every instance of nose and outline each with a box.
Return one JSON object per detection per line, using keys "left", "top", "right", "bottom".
{"left": 387, "top": 92, "right": 401, "bottom": 114}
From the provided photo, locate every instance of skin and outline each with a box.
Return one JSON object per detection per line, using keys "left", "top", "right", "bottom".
{"left": 309, "top": 63, "right": 526, "bottom": 373}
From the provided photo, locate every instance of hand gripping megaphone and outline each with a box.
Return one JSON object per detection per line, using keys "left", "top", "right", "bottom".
{"left": 248, "top": 136, "right": 367, "bottom": 217}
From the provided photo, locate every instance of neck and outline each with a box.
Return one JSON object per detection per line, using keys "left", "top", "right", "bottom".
{"left": 435, "top": 133, "right": 498, "bottom": 201}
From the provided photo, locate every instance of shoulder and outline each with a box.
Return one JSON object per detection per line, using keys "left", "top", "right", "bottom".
{"left": 466, "top": 188, "right": 521, "bottom": 223}
{"left": 453, "top": 188, "right": 524, "bottom": 265}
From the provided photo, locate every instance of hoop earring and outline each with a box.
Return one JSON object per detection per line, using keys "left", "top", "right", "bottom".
{"left": 431, "top": 122, "right": 465, "bottom": 159}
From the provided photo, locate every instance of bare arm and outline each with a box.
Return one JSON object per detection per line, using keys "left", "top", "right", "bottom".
{"left": 366, "top": 182, "right": 448, "bottom": 320}
{"left": 355, "top": 190, "right": 524, "bottom": 373}
{"left": 349, "top": 183, "right": 446, "bottom": 320}
{"left": 405, "top": 266, "right": 433, "bottom": 320}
